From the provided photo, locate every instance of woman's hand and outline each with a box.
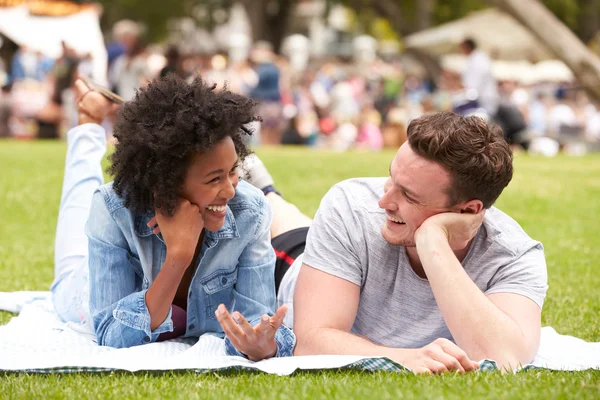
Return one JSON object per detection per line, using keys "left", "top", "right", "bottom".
{"left": 216, "top": 304, "right": 288, "bottom": 361}
{"left": 147, "top": 197, "right": 205, "bottom": 268}
{"left": 74, "top": 78, "right": 117, "bottom": 125}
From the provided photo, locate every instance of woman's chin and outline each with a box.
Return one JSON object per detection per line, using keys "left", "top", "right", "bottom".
{"left": 203, "top": 219, "right": 225, "bottom": 232}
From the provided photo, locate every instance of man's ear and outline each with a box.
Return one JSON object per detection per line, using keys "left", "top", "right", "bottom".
{"left": 459, "top": 199, "right": 484, "bottom": 214}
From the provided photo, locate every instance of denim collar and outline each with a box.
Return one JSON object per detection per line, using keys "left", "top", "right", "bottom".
{"left": 134, "top": 207, "right": 240, "bottom": 241}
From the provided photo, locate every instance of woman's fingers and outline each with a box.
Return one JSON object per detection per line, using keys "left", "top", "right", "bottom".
{"left": 266, "top": 305, "right": 288, "bottom": 339}
{"left": 254, "top": 314, "right": 271, "bottom": 338}
{"left": 215, "top": 304, "right": 244, "bottom": 344}
{"left": 147, "top": 216, "right": 161, "bottom": 234}
{"left": 147, "top": 216, "right": 157, "bottom": 228}
{"left": 232, "top": 312, "right": 256, "bottom": 342}
{"left": 73, "top": 78, "right": 90, "bottom": 99}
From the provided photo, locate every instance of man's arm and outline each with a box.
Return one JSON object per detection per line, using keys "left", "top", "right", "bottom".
{"left": 293, "top": 264, "right": 381, "bottom": 355}
{"left": 293, "top": 264, "right": 478, "bottom": 373}
{"left": 416, "top": 222, "right": 542, "bottom": 370}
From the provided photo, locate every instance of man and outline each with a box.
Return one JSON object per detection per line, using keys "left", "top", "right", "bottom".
{"left": 291, "top": 112, "right": 547, "bottom": 373}
{"left": 460, "top": 38, "right": 499, "bottom": 117}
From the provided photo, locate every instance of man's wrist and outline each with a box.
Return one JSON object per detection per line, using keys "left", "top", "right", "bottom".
{"left": 389, "top": 347, "right": 417, "bottom": 367}
{"left": 415, "top": 223, "right": 448, "bottom": 248}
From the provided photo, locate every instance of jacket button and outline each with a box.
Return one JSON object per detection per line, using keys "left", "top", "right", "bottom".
{"left": 189, "top": 324, "right": 195, "bottom": 330}
{"left": 221, "top": 277, "right": 228, "bottom": 285}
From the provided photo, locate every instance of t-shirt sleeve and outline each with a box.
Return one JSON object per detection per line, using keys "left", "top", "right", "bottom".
{"left": 485, "top": 242, "right": 548, "bottom": 308}
{"left": 302, "top": 184, "right": 364, "bottom": 286}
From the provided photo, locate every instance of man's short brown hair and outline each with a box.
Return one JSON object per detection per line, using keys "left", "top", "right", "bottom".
{"left": 407, "top": 112, "right": 513, "bottom": 209}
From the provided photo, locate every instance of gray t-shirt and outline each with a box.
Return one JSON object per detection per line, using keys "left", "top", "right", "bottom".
{"left": 302, "top": 178, "right": 548, "bottom": 349}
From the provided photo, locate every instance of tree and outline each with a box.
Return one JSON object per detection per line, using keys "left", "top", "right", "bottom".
{"left": 577, "top": 0, "right": 600, "bottom": 43}
{"left": 491, "top": 0, "right": 600, "bottom": 101}
{"left": 93, "top": 0, "right": 189, "bottom": 42}
{"left": 239, "top": 0, "right": 296, "bottom": 53}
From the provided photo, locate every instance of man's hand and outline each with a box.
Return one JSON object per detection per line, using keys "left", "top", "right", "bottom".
{"left": 216, "top": 304, "right": 287, "bottom": 361}
{"left": 74, "top": 78, "right": 117, "bottom": 125}
{"left": 416, "top": 211, "right": 485, "bottom": 250}
{"left": 396, "top": 338, "right": 479, "bottom": 374}
{"left": 148, "top": 198, "right": 204, "bottom": 267}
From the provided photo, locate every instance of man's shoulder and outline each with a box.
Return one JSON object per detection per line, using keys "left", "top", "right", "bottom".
{"left": 483, "top": 207, "right": 542, "bottom": 257}
{"left": 327, "top": 177, "right": 386, "bottom": 210}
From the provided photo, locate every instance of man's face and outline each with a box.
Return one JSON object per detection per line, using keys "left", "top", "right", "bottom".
{"left": 378, "top": 143, "right": 455, "bottom": 246}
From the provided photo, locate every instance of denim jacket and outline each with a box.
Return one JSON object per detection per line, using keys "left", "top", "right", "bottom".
{"left": 85, "top": 179, "right": 295, "bottom": 357}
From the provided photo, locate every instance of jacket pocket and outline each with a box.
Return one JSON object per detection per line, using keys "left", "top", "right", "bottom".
{"left": 127, "top": 253, "right": 147, "bottom": 289}
{"left": 201, "top": 269, "right": 238, "bottom": 320}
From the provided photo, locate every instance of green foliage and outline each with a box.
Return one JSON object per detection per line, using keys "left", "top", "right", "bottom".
{"left": 433, "top": 0, "right": 488, "bottom": 25}
{"left": 96, "top": 0, "right": 188, "bottom": 42}
{"left": 91, "top": 0, "right": 595, "bottom": 44}
{"left": 0, "top": 142, "right": 599, "bottom": 398}
{"left": 542, "top": 0, "right": 581, "bottom": 31}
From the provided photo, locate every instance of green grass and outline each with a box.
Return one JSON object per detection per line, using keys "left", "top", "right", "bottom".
{"left": 0, "top": 140, "right": 599, "bottom": 399}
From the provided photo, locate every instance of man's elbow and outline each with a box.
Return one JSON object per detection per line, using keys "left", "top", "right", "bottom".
{"left": 293, "top": 327, "right": 322, "bottom": 356}
{"left": 480, "top": 339, "right": 539, "bottom": 371}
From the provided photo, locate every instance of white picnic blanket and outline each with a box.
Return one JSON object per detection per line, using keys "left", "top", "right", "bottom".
{"left": 0, "top": 291, "right": 598, "bottom": 374}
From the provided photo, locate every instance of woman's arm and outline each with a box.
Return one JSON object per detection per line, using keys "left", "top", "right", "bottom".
{"left": 217, "top": 196, "right": 296, "bottom": 359}
{"left": 86, "top": 191, "right": 175, "bottom": 347}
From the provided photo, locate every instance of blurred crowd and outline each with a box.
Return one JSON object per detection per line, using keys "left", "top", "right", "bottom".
{"left": 1, "top": 20, "right": 599, "bottom": 155}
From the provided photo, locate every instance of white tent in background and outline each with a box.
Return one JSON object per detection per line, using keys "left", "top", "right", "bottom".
{"left": 0, "top": 5, "right": 107, "bottom": 84}
{"left": 405, "top": 8, "right": 554, "bottom": 61}
{"left": 410, "top": 8, "right": 575, "bottom": 84}
{"left": 533, "top": 60, "right": 574, "bottom": 83}
{"left": 440, "top": 54, "right": 573, "bottom": 84}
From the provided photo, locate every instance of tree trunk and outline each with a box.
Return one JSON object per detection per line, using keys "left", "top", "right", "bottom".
{"left": 371, "top": 0, "right": 442, "bottom": 82}
{"left": 370, "top": 0, "right": 412, "bottom": 36}
{"left": 578, "top": 0, "right": 600, "bottom": 43}
{"left": 269, "top": 0, "right": 294, "bottom": 53}
{"left": 490, "top": 0, "right": 600, "bottom": 102}
{"left": 241, "top": 0, "right": 295, "bottom": 53}
{"left": 416, "top": 0, "right": 435, "bottom": 31}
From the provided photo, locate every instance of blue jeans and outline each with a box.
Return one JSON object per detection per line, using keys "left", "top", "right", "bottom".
{"left": 50, "top": 124, "right": 106, "bottom": 325}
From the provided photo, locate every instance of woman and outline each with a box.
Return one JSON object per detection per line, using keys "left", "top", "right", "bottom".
{"left": 50, "top": 75, "right": 294, "bottom": 360}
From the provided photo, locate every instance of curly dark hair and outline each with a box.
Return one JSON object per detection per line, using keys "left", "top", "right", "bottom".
{"left": 108, "top": 75, "right": 259, "bottom": 215}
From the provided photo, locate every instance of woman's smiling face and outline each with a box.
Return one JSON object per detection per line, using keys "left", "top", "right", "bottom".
{"left": 180, "top": 136, "right": 240, "bottom": 232}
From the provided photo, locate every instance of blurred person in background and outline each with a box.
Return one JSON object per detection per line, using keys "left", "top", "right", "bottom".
{"left": 356, "top": 106, "right": 383, "bottom": 151}
{"left": 107, "top": 20, "right": 140, "bottom": 71}
{"left": 459, "top": 38, "right": 499, "bottom": 116}
{"left": 548, "top": 89, "right": 579, "bottom": 135}
{"left": 35, "top": 41, "right": 80, "bottom": 139}
{"left": 527, "top": 92, "right": 550, "bottom": 137}
{"left": 10, "top": 46, "right": 46, "bottom": 82}
{"left": 0, "top": 83, "right": 12, "bottom": 138}
{"left": 225, "top": 59, "right": 258, "bottom": 97}
{"left": 249, "top": 42, "right": 284, "bottom": 145}
{"left": 460, "top": 38, "right": 527, "bottom": 147}
{"left": 160, "top": 45, "right": 185, "bottom": 79}
{"left": 381, "top": 106, "right": 407, "bottom": 149}
{"left": 109, "top": 23, "right": 151, "bottom": 101}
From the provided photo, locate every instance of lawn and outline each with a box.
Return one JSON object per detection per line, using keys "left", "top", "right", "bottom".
{"left": 0, "top": 140, "right": 599, "bottom": 399}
